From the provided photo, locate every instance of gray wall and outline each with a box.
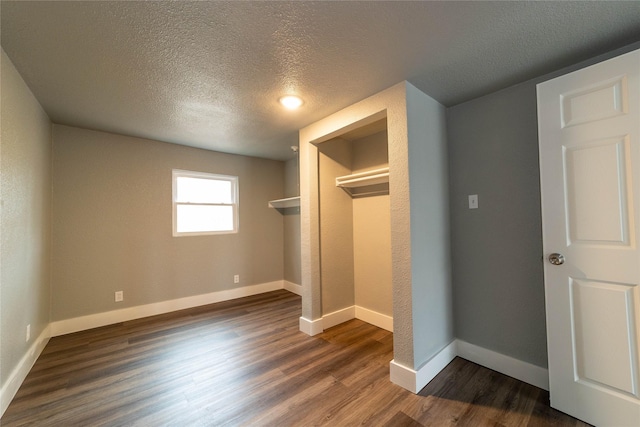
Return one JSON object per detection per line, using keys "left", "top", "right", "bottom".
{"left": 447, "top": 82, "right": 547, "bottom": 367}
{"left": 446, "top": 41, "right": 640, "bottom": 369}
{"left": 52, "top": 125, "right": 285, "bottom": 321}
{"left": 283, "top": 157, "right": 301, "bottom": 285}
{"left": 405, "top": 83, "right": 453, "bottom": 369}
{"left": 284, "top": 156, "right": 299, "bottom": 198}
{"left": 1, "top": 50, "right": 52, "bottom": 385}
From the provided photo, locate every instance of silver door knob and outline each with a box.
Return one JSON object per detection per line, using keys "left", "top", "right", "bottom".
{"left": 548, "top": 253, "right": 565, "bottom": 265}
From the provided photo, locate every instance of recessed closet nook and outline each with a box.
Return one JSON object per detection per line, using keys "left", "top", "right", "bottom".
{"left": 318, "top": 119, "right": 393, "bottom": 332}
{"left": 299, "top": 82, "right": 454, "bottom": 394}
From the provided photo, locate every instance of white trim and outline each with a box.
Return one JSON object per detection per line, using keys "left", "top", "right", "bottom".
{"left": 172, "top": 169, "right": 239, "bottom": 236}
{"left": 355, "top": 306, "right": 393, "bottom": 332}
{"left": 50, "top": 281, "right": 284, "bottom": 336}
{"left": 1, "top": 325, "right": 51, "bottom": 417}
{"left": 390, "top": 340, "right": 549, "bottom": 394}
{"left": 389, "top": 360, "right": 419, "bottom": 393}
{"left": 456, "top": 339, "right": 549, "bottom": 391}
{"left": 51, "top": 289, "right": 551, "bottom": 393}
{"left": 299, "top": 316, "right": 324, "bottom": 336}
{"left": 415, "top": 341, "right": 458, "bottom": 391}
{"left": 283, "top": 280, "right": 302, "bottom": 296}
{"left": 390, "top": 340, "right": 457, "bottom": 393}
{"left": 322, "top": 306, "right": 356, "bottom": 329}
{"left": 299, "top": 305, "right": 394, "bottom": 335}
{"left": 1, "top": 283, "right": 550, "bottom": 414}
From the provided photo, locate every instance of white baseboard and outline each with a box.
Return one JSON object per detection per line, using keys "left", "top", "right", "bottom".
{"left": 323, "top": 306, "right": 356, "bottom": 329}
{"left": 1, "top": 325, "right": 51, "bottom": 417}
{"left": 283, "top": 280, "right": 302, "bottom": 296}
{"left": 299, "top": 305, "right": 394, "bottom": 336}
{"left": 355, "top": 306, "right": 393, "bottom": 332}
{"left": 3, "top": 281, "right": 290, "bottom": 415}
{"left": 389, "top": 360, "right": 418, "bottom": 393}
{"left": 7, "top": 282, "right": 549, "bottom": 415}
{"left": 50, "top": 280, "right": 285, "bottom": 336}
{"left": 456, "top": 339, "right": 549, "bottom": 391}
{"left": 390, "top": 340, "right": 548, "bottom": 394}
{"left": 299, "top": 316, "right": 323, "bottom": 336}
{"left": 390, "top": 340, "right": 457, "bottom": 393}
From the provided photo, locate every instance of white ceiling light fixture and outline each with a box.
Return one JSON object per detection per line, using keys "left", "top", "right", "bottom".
{"left": 279, "top": 95, "right": 304, "bottom": 110}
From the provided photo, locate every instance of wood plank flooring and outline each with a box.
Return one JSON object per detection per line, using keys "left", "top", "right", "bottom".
{"left": 2, "top": 290, "right": 590, "bottom": 426}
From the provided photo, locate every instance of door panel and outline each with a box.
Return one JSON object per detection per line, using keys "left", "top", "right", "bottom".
{"left": 561, "top": 75, "right": 627, "bottom": 128}
{"left": 564, "top": 137, "right": 631, "bottom": 245}
{"left": 538, "top": 49, "right": 640, "bottom": 426}
{"left": 571, "top": 279, "right": 639, "bottom": 397}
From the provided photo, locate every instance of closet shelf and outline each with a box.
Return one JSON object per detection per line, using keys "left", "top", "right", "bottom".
{"left": 268, "top": 196, "right": 300, "bottom": 209}
{"left": 336, "top": 167, "right": 389, "bottom": 189}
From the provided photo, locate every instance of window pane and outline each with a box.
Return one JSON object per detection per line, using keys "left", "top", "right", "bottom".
{"left": 176, "top": 205, "right": 234, "bottom": 233}
{"left": 176, "top": 177, "right": 232, "bottom": 204}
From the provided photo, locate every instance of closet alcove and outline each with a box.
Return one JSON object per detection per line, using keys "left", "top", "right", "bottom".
{"left": 317, "top": 118, "right": 393, "bottom": 331}
{"left": 299, "top": 82, "right": 453, "bottom": 395}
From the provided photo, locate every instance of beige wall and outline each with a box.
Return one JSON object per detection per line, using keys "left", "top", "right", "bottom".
{"left": 318, "top": 138, "right": 355, "bottom": 314}
{"left": 316, "top": 130, "right": 392, "bottom": 317}
{"left": 352, "top": 131, "right": 392, "bottom": 316}
{"left": 51, "top": 125, "right": 284, "bottom": 321}
{"left": 283, "top": 157, "right": 301, "bottom": 285}
{"left": 1, "top": 50, "right": 52, "bottom": 385}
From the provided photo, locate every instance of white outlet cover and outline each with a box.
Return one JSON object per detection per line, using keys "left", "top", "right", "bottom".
{"left": 115, "top": 291, "right": 124, "bottom": 302}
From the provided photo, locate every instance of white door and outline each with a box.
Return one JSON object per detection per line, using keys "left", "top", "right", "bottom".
{"left": 537, "top": 49, "right": 640, "bottom": 426}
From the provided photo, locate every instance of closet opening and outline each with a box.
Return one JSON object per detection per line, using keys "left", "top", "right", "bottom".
{"left": 301, "top": 83, "right": 452, "bottom": 393}
{"left": 316, "top": 117, "right": 393, "bottom": 332}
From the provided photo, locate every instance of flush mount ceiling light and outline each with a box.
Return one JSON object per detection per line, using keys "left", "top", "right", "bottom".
{"left": 279, "top": 95, "right": 303, "bottom": 110}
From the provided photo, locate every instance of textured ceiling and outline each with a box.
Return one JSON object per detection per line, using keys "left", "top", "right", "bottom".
{"left": 2, "top": 1, "right": 640, "bottom": 160}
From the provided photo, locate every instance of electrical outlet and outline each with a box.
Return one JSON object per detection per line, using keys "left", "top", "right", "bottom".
{"left": 26, "top": 324, "right": 31, "bottom": 342}
{"left": 234, "top": 275, "right": 240, "bottom": 284}
{"left": 115, "top": 291, "right": 124, "bottom": 302}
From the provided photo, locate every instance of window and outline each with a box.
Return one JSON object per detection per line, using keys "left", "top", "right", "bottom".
{"left": 172, "top": 169, "right": 238, "bottom": 236}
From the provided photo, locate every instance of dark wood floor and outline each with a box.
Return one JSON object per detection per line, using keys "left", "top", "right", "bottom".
{"left": 3, "top": 290, "right": 589, "bottom": 426}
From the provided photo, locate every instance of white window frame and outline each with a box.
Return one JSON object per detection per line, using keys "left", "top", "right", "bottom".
{"left": 172, "top": 169, "right": 239, "bottom": 236}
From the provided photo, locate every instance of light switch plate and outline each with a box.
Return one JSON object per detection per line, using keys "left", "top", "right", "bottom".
{"left": 468, "top": 194, "right": 478, "bottom": 209}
